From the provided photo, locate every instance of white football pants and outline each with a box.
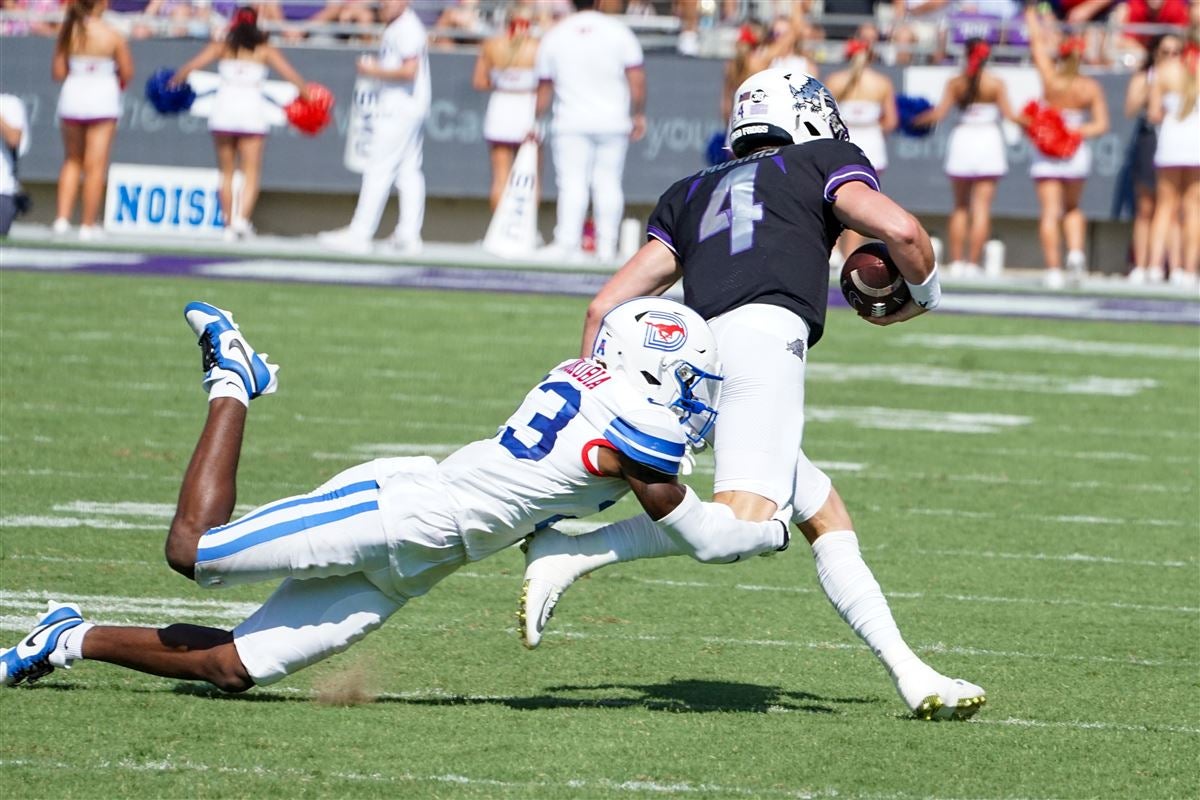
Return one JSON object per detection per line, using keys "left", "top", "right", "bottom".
{"left": 349, "top": 108, "right": 426, "bottom": 243}
{"left": 551, "top": 131, "right": 628, "bottom": 256}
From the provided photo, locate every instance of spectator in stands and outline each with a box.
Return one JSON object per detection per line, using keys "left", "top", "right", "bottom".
{"left": 51, "top": 0, "right": 134, "bottom": 241}
{"left": 318, "top": 0, "right": 430, "bottom": 255}
{"left": 170, "top": 5, "right": 310, "bottom": 240}
{"left": 534, "top": 0, "right": 644, "bottom": 263}
{"left": 1024, "top": 6, "right": 1109, "bottom": 289}
{"left": 0, "top": 93, "right": 30, "bottom": 237}
{"left": 1113, "top": 0, "right": 1191, "bottom": 54}
{"left": 825, "top": 34, "right": 897, "bottom": 262}
{"left": 1145, "top": 39, "right": 1200, "bottom": 288}
{"left": 431, "top": 0, "right": 487, "bottom": 48}
{"left": 473, "top": 4, "right": 538, "bottom": 212}
{"left": 915, "top": 37, "right": 1016, "bottom": 278}
{"left": 1123, "top": 33, "right": 1183, "bottom": 283}
{"left": 2, "top": 0, "right": 65, "bottom": 37}
{"left": 254, "top": 1, "right": 350, "bottom": 42}
{"left": 890, "top": 0, "right": 949, "bottom": 65}
{"left": 133, "top": 0, "right": 214, "bottom": 38}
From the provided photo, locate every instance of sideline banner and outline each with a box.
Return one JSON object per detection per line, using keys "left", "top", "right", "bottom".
{"left": 104, "top": 163, "right": 242, "bottom": 237}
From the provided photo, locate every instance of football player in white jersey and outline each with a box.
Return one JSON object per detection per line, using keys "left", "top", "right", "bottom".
{"left": 0, "top": 298, "right": 787, "bottom": 691}
{"left": 318, "top": 0, "right": 430, "bottom": 256}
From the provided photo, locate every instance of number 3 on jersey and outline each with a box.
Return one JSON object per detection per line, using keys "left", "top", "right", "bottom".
{"left": 698, "top": 163, "right": 763, "bottom": 255}
{"left": 499, "top": 381, "right": 581, "bottom": 461}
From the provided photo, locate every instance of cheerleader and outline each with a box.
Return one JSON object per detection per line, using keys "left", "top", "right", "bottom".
{"left": 1146, "top": 42, "right": 1200, "bottom": 289}
{"left": 1024, "top": 8, "right": 1109, "bottom": 289}
{"left": 52, "top": 0, "right": 133, "bottom": 241}
{"left": 915, "top": 38, "right": 1016, "bottom": 277}
{"left": 1123, "top": 35, "right": 1184, "bottom": 283}
{"left": 172, "top": 6, "right": 310, "bottom": 240}
{"left": 472, "top": 5, "right": 539, "bottom": 212}
{"left": 826, "top": 37, "right": 897, "bottom": 261}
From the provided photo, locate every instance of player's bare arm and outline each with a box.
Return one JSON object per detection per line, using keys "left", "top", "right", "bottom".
{"left": 832, "top": 182, "right": 938, "bottom": 326}
{"left": 579, "top": 239, "right": 682, "bottom": 356}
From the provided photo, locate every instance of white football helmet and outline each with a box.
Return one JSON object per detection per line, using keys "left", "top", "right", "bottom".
{"left": 727, "top": 68, "right": 850, "bottom": 158}
{"left": 591, "top": 297, "right": 722, "bottom": 448}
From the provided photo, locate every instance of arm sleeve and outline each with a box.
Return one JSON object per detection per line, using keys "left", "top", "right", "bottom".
{"left": 655, "top": 486, "right": 788, "bottom": 563}
{"left": 818, "top": 141, "right": 881, "bottom": 203}
{"left": 646, "top": 181, "right": 684, "bottom": 256}
{"left": 621, "top": 27, "right": 644, "bottom": 68}
{"left": 604, "top": 406, "right": 688, "bottom": 476}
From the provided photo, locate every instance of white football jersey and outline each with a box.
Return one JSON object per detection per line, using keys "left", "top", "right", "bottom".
{"left": 385, "top": 358, "right": 687, "bottom": 562}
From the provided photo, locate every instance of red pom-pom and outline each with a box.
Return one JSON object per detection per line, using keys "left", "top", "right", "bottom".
{"left": 1022, "top": 100, "right": 1081, "bottom": 159}
{"left": 285, "top": 83, "right": 334, "bottom": 136}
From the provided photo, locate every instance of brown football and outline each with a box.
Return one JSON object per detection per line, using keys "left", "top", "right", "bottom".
{"left": 840, "top": 242, "right": 911, "bottom": 318}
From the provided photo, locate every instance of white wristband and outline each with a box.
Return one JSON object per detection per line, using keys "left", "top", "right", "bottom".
{"left": 905, "top": 264, "right": 941, "bottom": 311}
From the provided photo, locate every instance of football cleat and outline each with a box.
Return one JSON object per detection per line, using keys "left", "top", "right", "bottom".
{"left": 0, "top": 602, "right": 86, "bottom": 687}
{"left": 895, "top": 666, "right": 986, "bottom": 721}
{"left": 184, "top": 302, "right": 279, "bottom": 399}
{"left": 518, "top": 530, "right": 592, "bottom": 649}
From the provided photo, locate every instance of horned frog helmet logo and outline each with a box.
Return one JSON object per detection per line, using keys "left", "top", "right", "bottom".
{"left": 788, "top": 73, "right": 851, "bottom": 143}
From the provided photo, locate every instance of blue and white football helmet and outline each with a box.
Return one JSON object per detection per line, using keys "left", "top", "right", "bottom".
{"left": 591, "top": 297, "right": 722, "bottom": 448}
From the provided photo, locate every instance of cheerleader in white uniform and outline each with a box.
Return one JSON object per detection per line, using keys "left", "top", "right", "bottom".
{"left": 1024, "top": 8, "right": 1109, "bottom": 288}
{"left": 51, "top": 0, "right": 133, "bottom": 240}
{"left": 173, "top": 6, "right": 309, "bottom": 239}
{"left": 472, "top": 7, "right": 539, "bottom": 211}
{"left": 917, "top": 39, "right": 1016, "bottom": 277}
{"left": 825, "top": 38, "right": 896, "bottom": 259}
{"left": 1146, "top": 47, "right": 1200, "bottom": 287}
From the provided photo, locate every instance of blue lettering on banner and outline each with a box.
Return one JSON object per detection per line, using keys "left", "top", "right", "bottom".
{"left": 146, "top": 187, "right": 167, "bottom": 224}
{"left": 187, "top": 188, "right": 205, "bottom": 225}
{"left": 116, "top": 185, "right": 141, "bottom": 223}
{"left": 170, "top": 187, "right": 183, "bottom": 226}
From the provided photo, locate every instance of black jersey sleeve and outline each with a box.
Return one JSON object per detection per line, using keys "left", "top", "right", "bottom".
{"left": 801, "top": 139, "right": 881, "bottom": 204}
{"left": 646, "top": 177, "right": 691, "bottom": 257}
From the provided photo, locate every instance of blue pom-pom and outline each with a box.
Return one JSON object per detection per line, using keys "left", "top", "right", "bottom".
{"left": 145, "top": 68, "right": 195, "bottom": 115}
{"left": 705, "top": 131, "right": 731, "bottom": 166}
{"left": 896, "top": 94, "right": 934, "bottom": 138}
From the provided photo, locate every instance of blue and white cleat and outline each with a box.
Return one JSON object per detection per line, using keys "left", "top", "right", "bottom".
{"left": 0, "top": 602, "right": 86, "bottom": 686}
{"left": 184, "top": 302, "right": 279, "bottom": 399}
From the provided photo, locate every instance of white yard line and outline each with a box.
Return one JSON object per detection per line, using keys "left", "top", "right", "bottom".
{"left": 808, "top": 363, "right": 1157, "bottom": 397}
{"left": 894, "top": 334, "right": 1199, "bottom": 361}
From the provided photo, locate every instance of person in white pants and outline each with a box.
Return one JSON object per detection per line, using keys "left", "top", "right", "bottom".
{"left": 535, "top": 0, "right": 645, "bottom": 262}
{"left": 319, "top": 0, "right": 429, "bottom": 256}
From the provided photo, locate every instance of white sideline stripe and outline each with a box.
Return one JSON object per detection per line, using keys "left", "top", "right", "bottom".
{"left": 896, "top": 333, "right": 1199, "bottom": 361}
{"left": 0, "top": 247, "right": 145, "bottom": 269}
{"left": 898, "top": 547, "right": 1192, "bottom": 569}
{"left": 0, "top": 758, "right": 838, "bottom": 799}
{"left": 871, "top": 506, "right": 1191, "bottom": 528}
{"left": 808, "top": 363, "right": 1157, "bottom": 397}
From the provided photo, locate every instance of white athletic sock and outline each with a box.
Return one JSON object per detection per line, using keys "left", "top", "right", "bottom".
{"left": 61, "top": 622, "right": 94, "bottom": 663}
{"left": 810, "top": 531, "right": 922, "bottom": 680}
{"left": 206, "top": 369, "right": 250, "bottom": 407}
{"left": 562, "top": 514, "right": 686, "bottom": 573}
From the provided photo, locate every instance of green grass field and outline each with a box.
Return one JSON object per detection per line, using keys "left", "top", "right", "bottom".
{"left": 1, "top": 269, "right": 1197, "bottom": 799}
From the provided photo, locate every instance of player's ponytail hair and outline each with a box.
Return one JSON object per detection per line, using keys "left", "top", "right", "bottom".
{"left": 959, "top": 38, "right": 990, "bottom": 109}
{"left": 56, "top": 0, "right": 100, "bottom": 56}
{"left": 226, "top": 5, "right": 268, "bottom": 53}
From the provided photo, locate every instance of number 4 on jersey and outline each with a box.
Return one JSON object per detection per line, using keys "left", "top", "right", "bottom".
{"left": 698, "top": 163, "right": 763, "bottom": 256}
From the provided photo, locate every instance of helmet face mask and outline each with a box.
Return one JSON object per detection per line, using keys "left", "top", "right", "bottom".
{"left": 728, "top": 68, "right": 850, "bottom": 157}
{"left": 591, "top": 298, "right": 723, "bottom": 449}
